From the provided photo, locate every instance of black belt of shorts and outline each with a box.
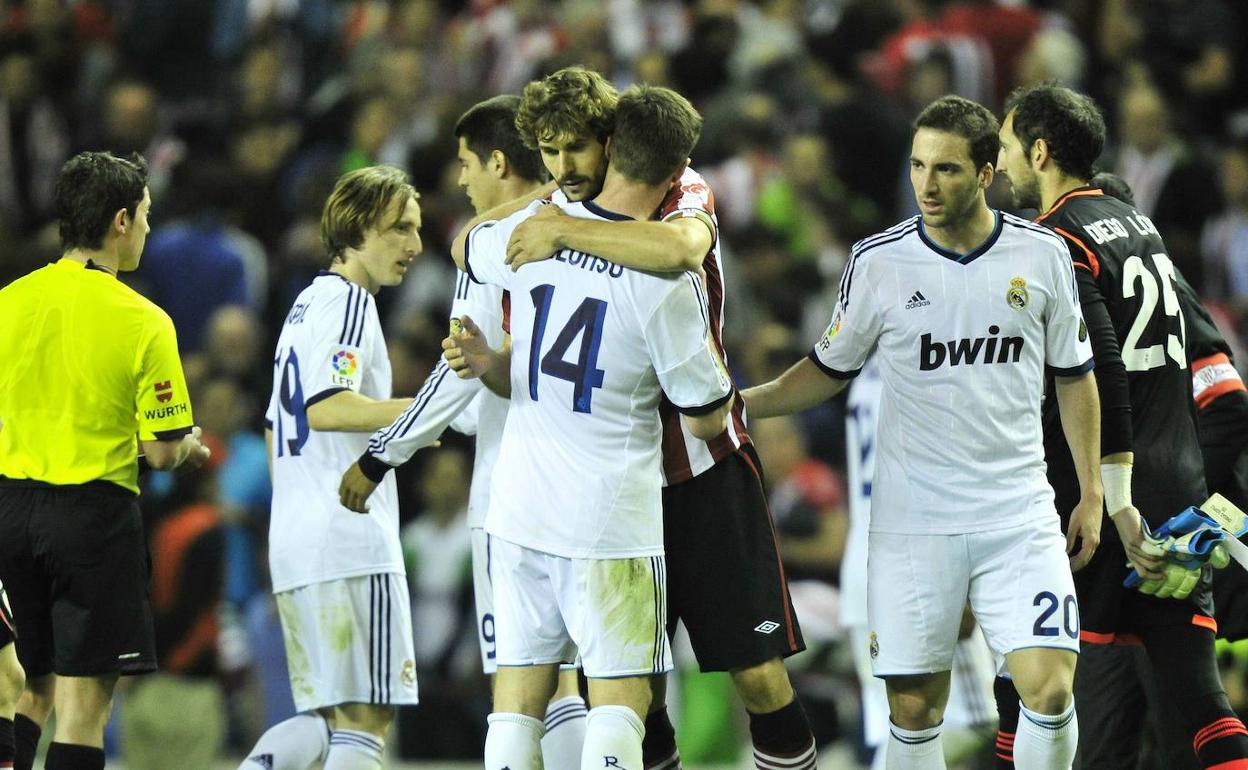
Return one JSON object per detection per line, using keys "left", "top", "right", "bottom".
{"left": 0, "top": 476, "right": 136, "bottom": 499}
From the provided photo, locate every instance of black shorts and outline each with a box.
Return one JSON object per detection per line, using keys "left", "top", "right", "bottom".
{"left": 1074, "top": 533, "right": 1215, "bottom": 643}
{"left": 662, "top": 445, "right": 804, "bottom": 672}
{"left": 0, "top": 479, "right": 157, "bottom": 677}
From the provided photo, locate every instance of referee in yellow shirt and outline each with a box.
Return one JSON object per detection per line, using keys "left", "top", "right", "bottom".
{"left": 0, "top": 151, "right": 209, "bottom": 770}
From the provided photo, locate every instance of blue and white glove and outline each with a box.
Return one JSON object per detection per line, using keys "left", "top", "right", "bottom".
{"left": 1124, "top": 508, "right": 1230, "bottom": 599}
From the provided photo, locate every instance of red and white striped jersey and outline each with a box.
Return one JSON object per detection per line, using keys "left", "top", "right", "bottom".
{"left": 659, "top": 167, "right": 750, "bottom": 486}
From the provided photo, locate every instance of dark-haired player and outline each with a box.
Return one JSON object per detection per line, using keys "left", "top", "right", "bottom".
{"left": 995, "top": 83, "right": 1248, "bottom": 770}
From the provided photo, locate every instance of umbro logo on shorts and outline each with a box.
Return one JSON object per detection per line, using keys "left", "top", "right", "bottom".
{"left": 754, "top": 620, "right": 781, "bottom": 634}
{"left": 905, "top": 290, "right": 931, "bottom": 309}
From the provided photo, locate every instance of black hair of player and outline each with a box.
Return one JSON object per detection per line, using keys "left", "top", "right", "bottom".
{"left": 454, "top": 95, "right": 547, "bottom": 184}
{"left": 54, "top": 151, "right": 149, "bottom": 251}
{"left": 1089, "top": 172, "right": 1135, "bottom": 206}
{"left": 1005, "top": 83, "right": 1106, "bottom": 182}
{"left": 913, "top": 95, "right": 1000, "bottom": 172}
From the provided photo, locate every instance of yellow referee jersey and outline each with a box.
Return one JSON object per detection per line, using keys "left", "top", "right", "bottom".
{"left": 0, "top": 258, "right": 194, "bottom": 494}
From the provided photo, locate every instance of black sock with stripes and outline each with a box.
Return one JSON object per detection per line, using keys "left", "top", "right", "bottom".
{"left": 749, "top": 698, "right": 817, "bottom": 769}
{"left": 993, "top": 675, "right": 1020, "bottom": 768}
{"left": 13, "top": 715, "right": 39, "bottom": 770}
{"left": 642, "top": 707, "right": 680, "bottom": 769}
{"left": 43, "top": 742, "right": 103, "bottom": 770}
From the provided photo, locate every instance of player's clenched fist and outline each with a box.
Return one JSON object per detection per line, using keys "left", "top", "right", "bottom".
{"left": 338, "top": 461, "right": 377, "bottom": 513}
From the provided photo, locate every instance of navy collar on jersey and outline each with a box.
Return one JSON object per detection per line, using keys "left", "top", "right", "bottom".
{"left": 582, "top": 200, "right": 633, "bottom": 221}
{"left": 917, "top": 209, "right": 1002, "bottom": 265}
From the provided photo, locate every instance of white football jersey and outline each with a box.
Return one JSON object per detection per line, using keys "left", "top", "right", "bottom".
{"left": 812, "top": 213, "right": 1093, "bottom": 535}
{"left": 465, "top": 200, "right": 733, "bottom": 559}
{"left": 839, "top": 355, "right": 882, "bottom": 628}
{"left": 365, "top": 270, "right": 508, "bottom": 529}
{"left": 266, "top": 272, "right": 404, "bottom": 592}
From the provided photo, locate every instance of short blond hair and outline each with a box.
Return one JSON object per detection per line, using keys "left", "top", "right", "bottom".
{"left": 321, "top": 165, "right": 417, "bottom": 262}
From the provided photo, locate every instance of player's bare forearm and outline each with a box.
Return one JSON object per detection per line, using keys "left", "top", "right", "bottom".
{"left": 479, "top": 344, "right": 512, "bottom": 397}
{"left": 451, "top": 181, "right": 558, "bottom": 269}
{"left": 509, "top": 214, "right": 711, "bottom": 272}
{"left": 1055, "top": 371, "right": 1104, "bottom": 504}
{"left": 305, "top": 391, "right": 412, "bottom": 432}
{"left": 682, "top": 392, "right": 735, "bottom": 440}
{"left": 741, "top": 358, "right": 848, "bottom": 419}
{"left": 265, "top": 429, "right": 273, "bottom": 481}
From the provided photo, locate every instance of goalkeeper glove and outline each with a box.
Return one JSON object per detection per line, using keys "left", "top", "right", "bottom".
{"left": 1125, "top": 508, "right": 1230, "bottom": 599}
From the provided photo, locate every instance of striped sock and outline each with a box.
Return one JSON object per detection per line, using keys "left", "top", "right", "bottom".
{"left": 992, "top": 676, "right": 1020, "bottom": 769}
{"left": 886, "top": 722, "right": 946, "bottom": 770}
{"left": 1012, "top": 702, "right": 1076, "bottom": 770}
{"left": 642, "top": 707, "right": 680, "bottom": 769}
{"left": 749, "top": 699, "right": 817, "bottom": 770}
{"left": 324, "top": 730, "right": 383, "bottom": 770}
{"left": 542, "top": 696, "right": 588, "bottom": 769}
{"left": 1192, "top": 713, "right": 1248, "bottom": 769}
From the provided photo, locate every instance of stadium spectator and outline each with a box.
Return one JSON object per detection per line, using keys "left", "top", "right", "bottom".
{"left": 0, "top": 33, "right": 68, "bottom": 234}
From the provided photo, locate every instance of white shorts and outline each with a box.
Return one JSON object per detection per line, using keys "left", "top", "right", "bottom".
{"left": 471, "top": 528, "right": 580, "bottom": 676}
{"left": 867, "top": 517, "right": 1079, "bottom": 676}
{"left": 489, "top": 535, "right": 672, "bottom": 679}
{"left": 276, "top": 573, "right": 419, "bottom": 712}
{"left": 851, "top": 624, "right": 997, "bottom": 747}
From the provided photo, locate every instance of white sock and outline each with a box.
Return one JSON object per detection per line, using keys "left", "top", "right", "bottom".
{"left": 323, "top": 730, "right": 384, "bottom": 770}
{"left": 1013, "top": 701, "right": 1077, "bottom": 770}
{"left": 885, "top": 721, "right": 946, "bottom": 770}
{"left": 485, "top": 712, "right": 545, "bottom": 770}
{"left": 583, "top": 705, "right": 645, "bottom": 770}
{"left": 542, "top": 695, "right": 588, "bottom": 768}
{"left": 237, "top": 713, "right": 330, "bottom": 770}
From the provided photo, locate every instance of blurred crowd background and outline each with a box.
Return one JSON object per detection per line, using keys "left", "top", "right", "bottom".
{"left": 4, "top": 0, "right": 1248, "bottom": 766}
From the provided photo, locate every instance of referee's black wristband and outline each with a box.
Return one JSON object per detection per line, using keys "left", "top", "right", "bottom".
{"left": 357, "top": 453, "right": 395, "bottom": 484}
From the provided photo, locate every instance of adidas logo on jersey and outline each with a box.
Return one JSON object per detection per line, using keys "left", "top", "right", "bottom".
{"left": 920, "top": 325, "right": 1023, "bottom": 371}
{"left": 905, "top": 290, "right": 931, "bottom": 309}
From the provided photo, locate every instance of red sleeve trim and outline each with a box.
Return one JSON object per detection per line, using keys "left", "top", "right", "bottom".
{"left": 1052, "top": 226, "right": 1100, "bottom": 279}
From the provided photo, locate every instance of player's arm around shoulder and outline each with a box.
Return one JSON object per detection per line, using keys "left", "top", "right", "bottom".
{"left": 450, "top": 183, "right": 557, "bottom": 269}
{"left": 506, "top": 206, "right": 712, "bottom": 273}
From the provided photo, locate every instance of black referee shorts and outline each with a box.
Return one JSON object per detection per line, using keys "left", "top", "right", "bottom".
{"left": 662, "top": 444, "right": 805, "bottom": 672}
{"left": 0, "top": 479, "right": 157, "bottom": 677}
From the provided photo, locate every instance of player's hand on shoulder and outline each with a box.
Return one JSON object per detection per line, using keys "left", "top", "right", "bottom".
{"left": 1065, "top": 495, "right": 1103, "bottom": 571}
{"left": 339, "top": 461, "right": 377, "bottom": 513}
{"left": 505, "top": 203, "right": 566, "bottom": 270}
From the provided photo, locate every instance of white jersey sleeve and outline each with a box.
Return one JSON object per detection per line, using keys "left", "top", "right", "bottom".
{"left": 1042, "top": 239, "right": 1095, "bottom": 373}
{"left": 464, "top": 202, "right": 545, "bottom": 290}
{"left": 361, "top": 271, "right": 505, "bottom": 474}
{"left": 644, "top": 273, "right": 733, "bottom": 412}
{"left": 302, "top": 283, "right": 376, "bottom": 406}
{"left": 811, "top": 247, "right": 883, "bottom": 377}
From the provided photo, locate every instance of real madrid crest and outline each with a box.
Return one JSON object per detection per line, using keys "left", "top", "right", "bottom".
{"left": 869, "top": 631, "right": 879, "bottom": 659}
{"left": 1006, "top": 277, "right": 1029, "bottom": 311}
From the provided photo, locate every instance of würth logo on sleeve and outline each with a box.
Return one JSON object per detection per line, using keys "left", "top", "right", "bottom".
{"left": 154, "top": 380, "right": 173, "bottom": 403}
